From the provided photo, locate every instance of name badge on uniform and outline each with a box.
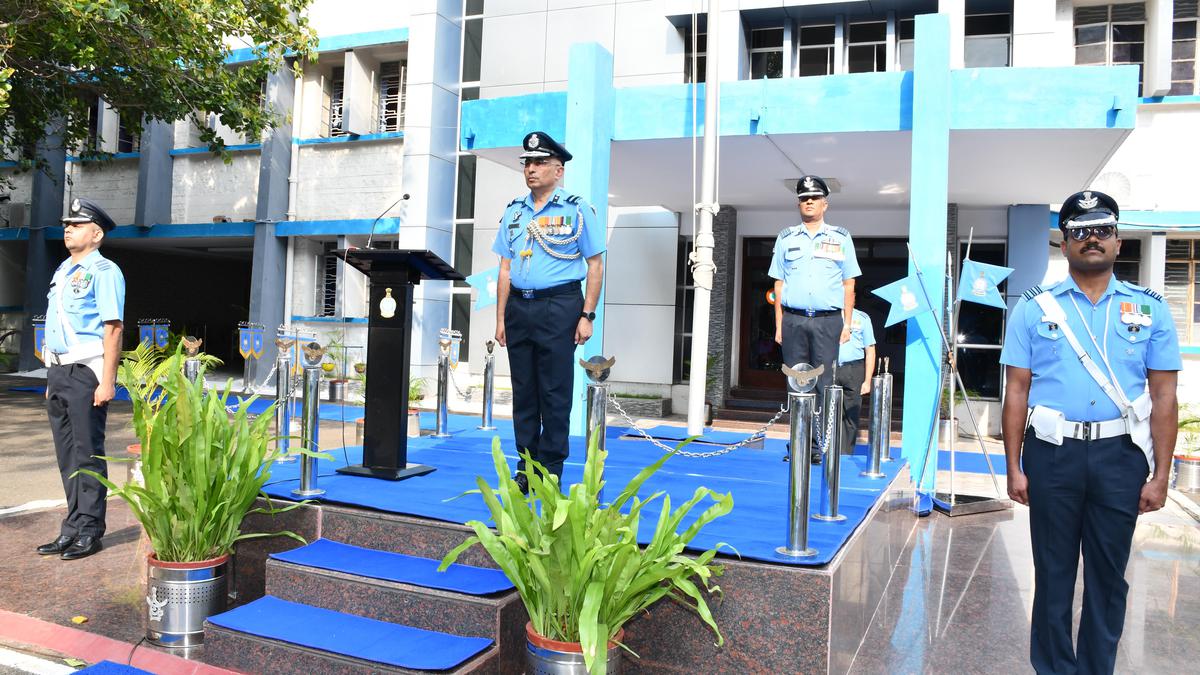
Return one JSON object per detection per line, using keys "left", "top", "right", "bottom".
{"left": 813, "top": 239, "right": 844, "bottom": 261}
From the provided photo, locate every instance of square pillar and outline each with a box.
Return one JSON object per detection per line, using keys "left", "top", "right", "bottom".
{"left": 134, "top": 119, "right": 174, "bottom": 226}
{"left": 19, "top": 130, "right": 66, "bottom": 371}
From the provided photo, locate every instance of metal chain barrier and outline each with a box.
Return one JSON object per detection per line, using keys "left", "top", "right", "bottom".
{"left": 813, "top": 401, "right": 838, "bottom": 456}
{"left": 608, "top": 395, "right": 787, "bottom": 458}
{"left": 445, "top": 365, "right": 473, "bottom": 401}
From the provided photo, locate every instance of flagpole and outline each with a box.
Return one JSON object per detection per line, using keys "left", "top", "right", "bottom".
{"left": 906, "top": 243, "right": 1002, "bottom": 499}
{"left": 948, "top": 228, "right": 974, "bottom": 506}
{"left": 946, "top": 250, "right": 956, "bottom": 506}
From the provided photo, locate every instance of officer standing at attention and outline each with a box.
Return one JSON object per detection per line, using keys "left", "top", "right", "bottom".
{"left": 836, "top": 308, "right": 876, "bottom": 456}
{"left": 493, "top": 132, "right": 605, "bottom": 492}
{"left": 770, "top": 175, "right": 860, "bottom": 463}
{"left": 1001, "top": 190, "right": 1179, "bottom": 674}
{"left": 36, "top": 198, "right": 125, "bottom": 561}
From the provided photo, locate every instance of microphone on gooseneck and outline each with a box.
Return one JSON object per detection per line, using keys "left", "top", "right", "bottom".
{"left": 366, "top": 193, "right": 411, "bottom": 250}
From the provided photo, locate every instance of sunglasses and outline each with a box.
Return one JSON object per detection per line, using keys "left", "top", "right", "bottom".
{"left": 1065, "top": 225, "right": 1116, "bottom": 242}
{"left": 798, "top": 196, "right": 824, "bottom": 203}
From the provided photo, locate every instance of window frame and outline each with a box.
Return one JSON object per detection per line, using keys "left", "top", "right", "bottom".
{"left": 749, "top": 26, "right": 785, "bottom": 80}
{"left": 1165, "top": 238, "right": 1199, "bottom": 346}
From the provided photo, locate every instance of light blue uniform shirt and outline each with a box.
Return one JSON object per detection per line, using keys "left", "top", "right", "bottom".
{"left": 491, "top": 187, "right": 606, "bottom": 290}
{"left": 838, "top": 309, "right": 876, "bottom": 364}
{"left": 999, "top": 275, "right": 1181, "bottom": 422}
{"left": 45, "top": 250, "right": 125, "bottom": 353}
{"left": 768, "top": 223, "right": 861, "bottom": 311}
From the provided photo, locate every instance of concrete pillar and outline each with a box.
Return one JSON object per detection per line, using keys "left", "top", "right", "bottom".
{"left": 1012, "top": 0, "right": 1074, "bottom": 68}
{"left": 247, "top": 64, "right": 295, "bottom": 384}
{"left": 1005, "top": 204, "right": 1052, "bottom": 307}
{"left": 564, "top": 42, "right": 614, "bottom": 437}
{"left": 938, "top": 0, "right": 965, "bottom": 70}
{"left": 1145, "top": 232, "right": 1167, "bottom": 293}
{"left": 19, "top": 130, "right": 66, "bottom": 371}
{"left": 1143, "top": 0, "right": 1172, "bottom": 97}
{"left": 886, "top": 11, "right": 898, "bottom": 72}
{"left": 718, "top": 8, "right": 746, "bottom": 82}
{"left": 902, "top": 14, "right": 952, "bottom": 492}
{"left": 134, "top": 119, "right": 174, "bottom": 227}
{"left": 97, "top": 101, "right": 121, "bottom": 154}
{"left": 342, "top": 50, "right": 380, "bottom": 136}
{"left": 709, "top": 206, "right": 737, "bottom": 408}
{"left": 834, "top": 15, "right": 846, "bottom": 74}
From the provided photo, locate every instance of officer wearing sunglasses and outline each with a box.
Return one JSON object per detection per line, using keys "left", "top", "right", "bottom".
{"left": 1000, "top": 190, "right": 1180, "bottom": 674}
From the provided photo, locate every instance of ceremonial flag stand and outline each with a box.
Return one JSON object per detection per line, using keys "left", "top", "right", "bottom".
{"left": 906, "top": 232, "right": 1011, "bottom": 517}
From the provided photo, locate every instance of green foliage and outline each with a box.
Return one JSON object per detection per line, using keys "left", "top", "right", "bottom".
{"left": 612, "top": 392, "right": 663, "bottom": 400}
{"left": 0, "top": 0, "right": 317, "bottom": 166}
{"left": 409, "top": 376, "right": 426, "bottom": 402}
{"left": 120, "top": 340, "right": 221, "bottom": 439}
{"left": 1179, "top": 405, "right": 1200, "bottom": 458}
{"left": 79, "top": 345, "right": 317, "bottom": 562}
{"left": 440, "top": 436, "right": 732, "bottom": 675}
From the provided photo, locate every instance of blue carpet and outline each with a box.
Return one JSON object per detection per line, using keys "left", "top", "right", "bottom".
{"left": 261, "top": 414, "right": 906, "bottom": 567}
{"left": 207, "top": 596, "right": 492, "bottom": 670}
{"left": 8, "top": 385, "right": 131, "bottom": 401}
{"left": 271, "top": 539, "right": 514, "bottom": 595}
{"left": 75, "top": 662, "right": 154, "bottom": 674}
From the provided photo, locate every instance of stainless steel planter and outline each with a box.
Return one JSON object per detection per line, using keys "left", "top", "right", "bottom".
{"left": 525, "top": 624, "right": 623, "bottom": 675}
{"left": 146, "top": 554, "right": 229, "bottom": 648}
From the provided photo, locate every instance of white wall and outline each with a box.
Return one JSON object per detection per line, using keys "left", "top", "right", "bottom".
{"left": 306, "top": 0, "right": 410, "bottom": 37}
{"left": 294, "top": 142, "right": 406, "bottom": 220}
{"left": 604, "top": 207, "right": 678, "bottom": 385}
{"left": 1093, "top": 105, "right": 1200, "bottom": 212}
{"left": 65, "top": 158, "right": 140, "bottom": 226}
{"left": 171, "top": 154, "right": 260, "bottom": 223}
{"left": 1012, "top": 0, "right": 1075, "bottom": 68}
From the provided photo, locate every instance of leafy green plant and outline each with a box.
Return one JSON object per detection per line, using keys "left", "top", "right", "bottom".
{"left": 409, "top": 376, "right": 427, "bottom": 404}
{"left": 79, "top": 347, "right": 317, "bottom": 562}
{"left": 1178, "top": 405, "right": 1200, "bottom": 458}
{"left": 612, "top": 392, "right": 663, "bottom": 400}
{"left": 120, "top": 340, "right": 222, "bottom": 438}
{"left": 440, "top": 435, "right": 732, "bottom": 675}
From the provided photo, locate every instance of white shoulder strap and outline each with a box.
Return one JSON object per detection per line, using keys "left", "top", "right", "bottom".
{"left": 1031, "top": 291, "right": 1132, "bottom": 412}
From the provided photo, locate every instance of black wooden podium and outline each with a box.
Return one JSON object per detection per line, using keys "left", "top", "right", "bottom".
{"left": 334, "top": 249, "right": 464, "bottom": 480}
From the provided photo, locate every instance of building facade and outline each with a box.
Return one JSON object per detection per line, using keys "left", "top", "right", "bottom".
{"left": 2, "top": 1, "right": 1198, "bottom": 451}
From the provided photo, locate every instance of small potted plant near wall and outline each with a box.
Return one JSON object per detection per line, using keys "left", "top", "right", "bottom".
{"left": 407, "top": 376, "right": 426, "bottom": 436}
{"left": 1173, "top": 405, "right": 1200, "bottom": 493}
{"left": 440, "top": 435, "right": 732, "bottom": 674}
{"left": 79, "top": 343, "right": 311, "bottom": 648}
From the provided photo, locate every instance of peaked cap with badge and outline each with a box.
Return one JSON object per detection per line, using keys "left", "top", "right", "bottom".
{"left": 1058, "top": 190, "right": 1118, "bottom": 230}
{"left": 796, "top": 174, "right": 830, "bottom": 198}
{"left": 61, "top": 197, "right": 117, "bottom": 232}
{"left": 519, "top": 131, "right": 573, "bottom": 162}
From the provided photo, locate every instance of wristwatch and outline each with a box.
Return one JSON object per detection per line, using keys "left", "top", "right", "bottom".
{"left": 580, "top": 311, "right": 596, "bottom": 321}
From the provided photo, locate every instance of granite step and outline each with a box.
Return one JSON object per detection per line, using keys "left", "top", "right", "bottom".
{"left": 319, "top": 504, "right": 501, "bottom": 570}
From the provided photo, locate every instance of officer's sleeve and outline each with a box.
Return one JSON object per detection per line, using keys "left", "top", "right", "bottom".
{"left": 1146, "top": 295, "right": 1183, "bottom": 371}
{"left": 94, "top": 263, "right": 125, "bottom": 323}
{"left": 841, "top": 232, "right": 861, "bottom": 280}
{"left": 577, "top": 200, "right": 606, "bottom": 259}
{"left": 491, "top": 209, "right": 514, "bottom": 260}
{"left": 861, "top": 313, "right": 876, "bottom": 347}
{"left": 998, "top": 298, "right": 1032, "bottom": 369}
{"left": 768, "top": 234, "right": 785, "bottom": 280}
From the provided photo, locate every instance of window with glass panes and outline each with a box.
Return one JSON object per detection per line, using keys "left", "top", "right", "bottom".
{"left": 328, "top": 67, "right": 346, "bottom": 137}
{"left": 378, "top": 61, "right": 405, "bottom": 132}
{"left": 965, "top": 13, "right": 1011, "bottom": 67}
{"left": 1074, "top": 4, "right": 1146, "bottom": 90}
{"left": 847, "top": 21, "right": 886, "bottom": 73}
{"left": 1165, "top": 239, "right": 1200, "bottom": 345}
{"left": 683, "top": 21, "right": 707, "bottom": 84}
{"left": 898, "top": 18, "right": 915, "bottom": 71}
{"left": 673, "top": 238, "right": 696, "bottom": 383}
{"left": 956, "top": 242, "right": 1006, "bottom": 399}
{"left": 798, "top": 25, "right": 836, "bottom": 76}
{"left": 750, "top": 27, "right": 784, "bottom": 79}
{"left": 1173, "top": 1, "right": 1199, "bottom": 95}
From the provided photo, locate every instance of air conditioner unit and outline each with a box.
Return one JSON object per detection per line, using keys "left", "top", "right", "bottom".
{"left": 0, "top": 201, "right": 30, "bottom": 229}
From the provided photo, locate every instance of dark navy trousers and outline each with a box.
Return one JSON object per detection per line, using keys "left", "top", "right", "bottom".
{"left": 504, "top": 290, "right": 583, "bottom": 481}
{"left": 835, "top": 358, "right": 865, "bottom": 455}
{"left": 46, "top": 363, "right": 109, "bottom": 539}
{"left": 1023, "top": 429, "right": 1147, "bottom": 675}
{"left": 782, "top": 311, "right": 843, "bottom": 449}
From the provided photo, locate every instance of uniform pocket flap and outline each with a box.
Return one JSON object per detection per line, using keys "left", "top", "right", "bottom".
{"left": 1029, "top": 405, "right": 1064, "bottom": 445}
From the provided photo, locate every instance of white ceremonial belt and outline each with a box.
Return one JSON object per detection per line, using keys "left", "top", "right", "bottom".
{"left": 46, "top": 341, "right": 105, "bottom": 366}
{"left": 1061, "top": 417, "right": 1127, "bottom": 442}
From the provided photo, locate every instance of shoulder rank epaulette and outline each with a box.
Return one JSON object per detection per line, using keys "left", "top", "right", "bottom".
{"left": 1126, "top": 283, "right": 1164, "bottom": 302}
{"left": 565, "top": 194, "right": 583, "bottom": 205}
{"left": 95, "top": 260, "right": 114, "bottom": 272}
{"left": 1021, "top": 285, "right": 1044, "bottom": 302}
{"left": 830, "top": 226, "right": 850, "bottom": 237}
{"left": 506, "top": 198, "right": 521, "bottom": 208}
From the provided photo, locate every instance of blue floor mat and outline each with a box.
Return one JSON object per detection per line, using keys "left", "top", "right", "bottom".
{"left": 271, "top": 539, "right": 514, "bottom": 595}
{"left": 261, "top": 415, "right": 906, "bottom": 567}
{"left": 75, "top": 663, "right": 154, "bottom": 674}
{"left": 9, "top": 385, "right": 131, "bottom": 401}
{"left": 207, "top": 596, "right": 492, "bottom": 670}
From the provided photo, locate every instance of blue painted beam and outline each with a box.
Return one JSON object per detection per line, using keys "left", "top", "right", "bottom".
{"left": 275, "top": 218, "right": 402, "bottom": 236}
{"left": 1049, "top": 209, "right": 1200, "bottom": 230}
{"left": 460, "top": 93, "right": 569, "bottom": 152}
{"left": 903, "top": 13, "right": 952, "bottom": 496}
{"left": 950, "top": 66, "right": 1139, "bottom": 130}
{"left": 226, "top": 28, "right": 410, "bottom": 64}
{"left": 170, "top": 143, "right": 262, "bottom": 156}
{"left": 564, "top": 43, "right": 615, "bottom": 437}
{"left": 295, "top": 131, "right": 404, "bottom": 146}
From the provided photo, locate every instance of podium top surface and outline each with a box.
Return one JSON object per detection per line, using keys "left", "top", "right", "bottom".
{"left": 335, "top": 249, "right": 465, "bottom": 282}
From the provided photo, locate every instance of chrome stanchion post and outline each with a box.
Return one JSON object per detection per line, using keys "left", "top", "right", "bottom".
{"left": 880, "top": 360, "right": 894, "bottom": 462}
{"left": 434, "top": 335, "right": 452, "bottom": 438}
{"left": 294, "top": 343, "right": 325, "bottom": 498}
{"left": 580, "top": 356, "right": 616, "bottom": 503}
{"left": 862, "top": 358, "right": 887, "bottom": 479}
{"left": 814, "top": 383, "right": 847, "bottom": 522}
{"left": 181, "top": 336, "right": 202, "bottom": 384}
{"left": 777, "top": 391, "right": 818, "bottom": 558}
{"left": 478, "top": 340, "right": 497, "bottom": 431}
{"left": 274, "top": 337, "right": 296, "bottom": 464}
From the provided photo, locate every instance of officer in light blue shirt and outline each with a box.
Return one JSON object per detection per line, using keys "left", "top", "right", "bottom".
{"left": 770, "top": 175, "right": 861, "bottom": 463}
{"left": 492, "top": 131, "right": 606, "bottom": 491}
{"left": 37, "top": 197, "right": 126, "bottom": 561}
{"left": 1000, "top": 190, "right": 1180, "bottom": 675}
{"left": 835, "top": 308, "right": 876, "bottom": 455}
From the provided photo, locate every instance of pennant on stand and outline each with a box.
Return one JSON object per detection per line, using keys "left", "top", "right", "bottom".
{"left": 957, "top": 259, "right": 1013, "bottom": 310}
{"left": 872, "top": 275, "right": 933, "bottom": 327}
{"left": 465, "top": 266, "right": 501, "bottom": 310}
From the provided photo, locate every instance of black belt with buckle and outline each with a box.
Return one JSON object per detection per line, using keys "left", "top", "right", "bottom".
{"left": 782, "top": 306, "right": 839, "bottom": 317}
{"left": 512, "top": 281, "right": 581, "bottom": 300}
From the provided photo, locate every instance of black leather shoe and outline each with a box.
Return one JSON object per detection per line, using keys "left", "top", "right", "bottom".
{"left": 37, "top": 535, "right": 75, "bottom": 556}
{"left": 60, "top": 535, "right": 102, "bottom": 560}
{"left": 513, "top": 473, "right": 529, "bottom": 495}
{"left": 810, "top": 452, "right": 823, "bottom": 465}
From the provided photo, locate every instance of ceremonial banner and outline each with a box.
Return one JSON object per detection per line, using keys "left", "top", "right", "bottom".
{"left": 238, "top": 325, "right": 254, "bottom": 359}
{"left": 957, "top": 259, "right": 1013, "bottom": 310}
{"left": 465, "top": 266, "right": 500, "bottom": 310}
{"left": 872, "top": 275, "right": 933, "bottom": 327}
{"left": 154, "top": 322, "right": 170, "bottom": 350}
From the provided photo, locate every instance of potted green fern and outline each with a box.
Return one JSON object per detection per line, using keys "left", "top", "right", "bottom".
{"left": 79, "top": 344, "right": 311, "bottom": 649}
{"left": 440, "top": 435, "right": 733, "bottom": 675}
